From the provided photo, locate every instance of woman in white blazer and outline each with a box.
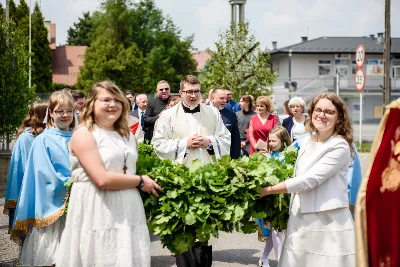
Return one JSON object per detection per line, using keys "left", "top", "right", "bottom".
{"left": 260, "top": 93, "right": 355, "bottom": 267}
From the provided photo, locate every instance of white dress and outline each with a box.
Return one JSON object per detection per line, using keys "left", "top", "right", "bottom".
{"left": 56, "top": 126, "right": 150, "bottom": 267}
{"left": 278, "top": 142, "right": 355, "bottom": 267}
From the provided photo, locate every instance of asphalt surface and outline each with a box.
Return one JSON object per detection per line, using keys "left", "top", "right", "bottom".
{"left": 0, "top": 153, "right": 370, "bottom": 266}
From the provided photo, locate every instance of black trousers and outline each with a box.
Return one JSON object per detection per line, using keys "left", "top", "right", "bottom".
{"left": 176, "top": 242, "right": 212, "bottom": 267}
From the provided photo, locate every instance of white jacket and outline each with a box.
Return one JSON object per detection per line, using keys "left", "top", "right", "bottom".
{"left": 285, "top": 135, "right": 352, "bottom": 213}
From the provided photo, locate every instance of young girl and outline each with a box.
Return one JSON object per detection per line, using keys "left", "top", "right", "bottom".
{"left": 13, "top": 90, "right": 75, "bottom": 266}
{"left": 257, "top": 126, "right": 291, "bottom": 267}
{"left": 4, "top": 101, "right": 48, "bottom": 233}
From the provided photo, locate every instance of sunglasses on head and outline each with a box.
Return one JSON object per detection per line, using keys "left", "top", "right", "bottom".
{"left": 159, "top": 88, "right": 170, "bottom": 92}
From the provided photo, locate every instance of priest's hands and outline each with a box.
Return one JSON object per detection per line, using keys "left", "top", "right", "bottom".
{"left": 187, "top": 134, "right": 211, "bottom": 149}
{"left": 141, "top": 175, "right": 163, "bottom": 197}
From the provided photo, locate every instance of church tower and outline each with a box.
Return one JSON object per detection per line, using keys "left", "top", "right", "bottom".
{"left": 229, "top": 0, "right": 247, "bottom": 24}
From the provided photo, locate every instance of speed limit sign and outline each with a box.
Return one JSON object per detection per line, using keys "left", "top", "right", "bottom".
{"left": 356, "top": 44, "right": 365, "bottom": 68}
{"left": 355, "top": 68, "right": 366, "bottom": 92}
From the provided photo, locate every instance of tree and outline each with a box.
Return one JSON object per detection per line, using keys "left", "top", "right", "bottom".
{"left": 14, "top": 0, "right": 29, "bottom": 37}
{"left": 0, "top": 20, "right": 35, "bottom": 150}
{"left": 31, "top": 2, "right": 52, "bottom": 92}
{"left": 76, "top": 0, "right": 196, "bottom": 93}
{"left": 199, "top": 23, "right": 277, "bottom": 100}
{"left": 66, "top": 12, "right": 93, "bottom": 46}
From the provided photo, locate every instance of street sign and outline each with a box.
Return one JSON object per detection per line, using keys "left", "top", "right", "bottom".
{"left": 356, "top": 44, "right": 365, "bottom": 68}
{"left": 355, "top": 68, "right": 366, "bottom": 92}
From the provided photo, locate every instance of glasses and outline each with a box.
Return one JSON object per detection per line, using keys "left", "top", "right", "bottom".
{"left": 313, "top": 108, "right": 336, "bottom": 117}
{"left": 158, "top": 88, "right": 170, "bottom": 92}
{"left": 53, "top": 109, "right": 73, "bottom": 115}
{"left": 98, "top": 97, "right": 123, "bottom": 105}
{"left": 182, "top": 90, "right": 201, "bottom": 96}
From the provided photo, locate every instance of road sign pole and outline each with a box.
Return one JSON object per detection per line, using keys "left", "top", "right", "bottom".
{"left": 359, "top": 92, "right": 363, "bottom": 146}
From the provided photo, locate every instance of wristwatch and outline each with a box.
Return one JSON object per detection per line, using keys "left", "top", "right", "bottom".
{"left": 138, "top": 176, "right": 144, "bottom": 190}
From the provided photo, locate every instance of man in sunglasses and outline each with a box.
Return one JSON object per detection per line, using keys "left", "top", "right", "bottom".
{"left": 143, "top": 80, "right": 171, "bottom": 142}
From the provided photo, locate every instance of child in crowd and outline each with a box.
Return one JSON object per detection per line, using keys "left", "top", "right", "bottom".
{"left": 4, "top": 101, "right": 48, "bottom": 233}
{"left": 257, "top": 126, "right": 291, "bottom": 267}
{"left": 12, "top": 90, "right": 75, "bottom": 266}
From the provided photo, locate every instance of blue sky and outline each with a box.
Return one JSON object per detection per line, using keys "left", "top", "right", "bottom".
{"left": 3, "top": 0, "right": 400, "bottom": 51}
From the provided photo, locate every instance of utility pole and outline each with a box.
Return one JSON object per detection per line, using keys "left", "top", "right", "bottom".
{"left": 383, "top": 0, "right": 391, "bottom": 106}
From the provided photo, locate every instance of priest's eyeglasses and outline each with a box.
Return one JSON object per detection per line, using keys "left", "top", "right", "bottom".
{"left": 53, "top": 109, "right": 74, "bottom": 115}
{"left": 182, "top": 90, "right": 201, "bottom": 96}
{"left": 98, "top": 97, "right": 123, "bottom": 105}
{"left": 313, "top": 108, "right": 336, "bottom": 117}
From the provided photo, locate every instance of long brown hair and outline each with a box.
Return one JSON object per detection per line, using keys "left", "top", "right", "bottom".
{"left": 80, "top": 81, "right": 130, "bottom": 138}
{"left": 17, "top": 100, "right": 48, "bottom": 137}
{"left": 268, "top": 126, "right": 291, "bottom": 153}
{"left": 306, "top": 93, "right": 354, "bottom": 153}
{"left": 240, "top": 95, "right": 254, "bottom": 111}
{"left": 46, "top": 90, "right": 76, "bottom": 129}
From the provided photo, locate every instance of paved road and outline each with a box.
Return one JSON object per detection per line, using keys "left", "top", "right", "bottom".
{"left": 0, "top": 153, "right": 371, "bottom": 266}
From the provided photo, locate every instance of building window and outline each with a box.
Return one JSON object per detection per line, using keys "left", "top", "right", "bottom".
{"left": 393, "top": 67, "right": 400, "bottom": 78}
{"left": 352, "top": 60, "right": 357, "bottom": 75}
{"left": 319, "top": 60, "right": 331, "bottom": 75}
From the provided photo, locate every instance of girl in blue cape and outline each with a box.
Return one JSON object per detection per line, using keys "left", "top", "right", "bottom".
{"left": 13, "top": 90, "right": 76, "bottom": 267}
{"left": 4, "top": 101, "right": 48, "bottom": 233}
{"left": 257, "top": 126, "right": 291, "bottom": 267}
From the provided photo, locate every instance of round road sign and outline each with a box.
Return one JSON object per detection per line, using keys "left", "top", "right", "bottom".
{"left": 355, "top": 68, "right": 366, "bottom": 92}
{"left": 356, "top": 44, "right": 365, "bottom": 68}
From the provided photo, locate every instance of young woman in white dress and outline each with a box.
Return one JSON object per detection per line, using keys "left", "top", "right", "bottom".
{"left": 56, "top": 81, "right": 162, "bottom": 267}
{"left": 260, "top": 93, "right": 355, "bottom": 267}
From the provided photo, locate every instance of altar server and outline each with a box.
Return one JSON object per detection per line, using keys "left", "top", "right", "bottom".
{"left": 152, "top": 75, "right": 231, "bottom": 267}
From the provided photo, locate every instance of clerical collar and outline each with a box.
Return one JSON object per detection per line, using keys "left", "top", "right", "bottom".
{"left": 182, "top": 102, "right": 200, "bottom": 113}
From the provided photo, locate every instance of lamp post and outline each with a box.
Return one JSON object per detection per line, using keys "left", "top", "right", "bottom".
{"left": 288, "top": 49, "right": 292, "bottom": 98}
{"left": 29, "top": 0, "right": 32, "bottom": 89}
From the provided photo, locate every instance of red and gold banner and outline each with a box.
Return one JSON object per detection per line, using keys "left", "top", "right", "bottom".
{"left": 356, "top": 99, "right": 400, "bottom": 267}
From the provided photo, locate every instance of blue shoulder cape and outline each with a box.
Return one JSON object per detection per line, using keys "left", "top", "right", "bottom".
{"left": 4, "top": 130, "right": 35, "bottom": 212}
{"left": 12, "top": 127, "right": 72, "bottom": 237}
{"left": 290, "top": 133, "right": 363, "bottom": 216}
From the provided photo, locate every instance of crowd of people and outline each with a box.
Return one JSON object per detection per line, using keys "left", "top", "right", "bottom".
{"left": 3, "top": 75, "right": 362, "bottom": 267}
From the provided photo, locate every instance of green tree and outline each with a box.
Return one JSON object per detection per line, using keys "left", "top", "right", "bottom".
{"left": 76, "top": 0, "right": 196, "bottom": 93}
{"left": 31, "top": 2, "right": 52, "bottom": 92}
{"left": 14, "top": 0, "right": 29, "bottom": 37}
{"left": 0, "top": 20, "right": 35, "bottom": 149}
{"left": 199, "top": 23, "right": 277, "bottom": 100}
{"left": 66, "top": 12, "right": 93, "bottom": 46}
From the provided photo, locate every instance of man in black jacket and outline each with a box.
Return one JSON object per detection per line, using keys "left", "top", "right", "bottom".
{"left": 210, "top": 88, "right": 241, "bottom": 159}
{"left": 143, "top": 80, "right": 171, "bottom": 142}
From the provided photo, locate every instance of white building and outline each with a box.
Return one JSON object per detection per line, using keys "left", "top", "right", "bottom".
{"left": 268, "top": 34, "right": 400, "bottom": 123}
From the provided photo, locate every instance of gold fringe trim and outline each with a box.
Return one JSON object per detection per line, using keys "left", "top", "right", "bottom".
{"left": 349, "top": 204, "right": 355, "bottom": 213}
{"left": 3, "top": 200, "right": 17, "bottom": 215}
{"left": 12, "top": 203, "right": 66, "bottom": 237}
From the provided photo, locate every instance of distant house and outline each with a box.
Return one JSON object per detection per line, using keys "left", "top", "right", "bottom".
{"left": 192, "top": 49, "right": 211, "bottom": 72}
{"left": 45, "top": 21, "right": 88, "bottom": 87}
{"left": 268, "top": 34, "right": 400, "bottom": 122}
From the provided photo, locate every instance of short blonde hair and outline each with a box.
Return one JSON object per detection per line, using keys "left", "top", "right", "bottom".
{"left": 256, "top": 96, "right": 274, "bottom": 112}
{"left": 47, "top": 90, "right": 76, "bottom": 129}
{"left": 80, "top": 81, "right": 131, "bottom": 138}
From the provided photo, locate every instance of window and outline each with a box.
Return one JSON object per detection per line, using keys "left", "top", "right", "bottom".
{"left": 352, "top": 61, "right": 357, "bottom": 75}
{"left": 319, "top": 60, "right": 331, "bottom": 75}
{"left": 393, "top": 67, "right": 400, "bottom": 78}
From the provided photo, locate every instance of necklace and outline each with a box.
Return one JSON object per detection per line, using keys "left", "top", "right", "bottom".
{"left": 98, "top": 126, "right": 129, "bottom": 174}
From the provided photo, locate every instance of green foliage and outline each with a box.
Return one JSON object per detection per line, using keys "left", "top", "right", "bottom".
{"left": 31, "top": 2, "right": 52, "bottom": 92}
{"left": 76, "top": 0, "right": 196, "bottom": 93}
{"left": 0, "top": 20, "right": 35, "bottom": 143}
{"left": 137, "top": 143, "right": 298, "bottom": 253}
{"left": 199, "top": 23, "right": 277, "bottom": 100}
{"left": 66, "top": 12, "right": 93, "bottom": 46}
{"left": 355, "top": 142, "right": 372, "bottom": 153}
{"left": 51, "top": 83, "right": 76, "bottom": 92}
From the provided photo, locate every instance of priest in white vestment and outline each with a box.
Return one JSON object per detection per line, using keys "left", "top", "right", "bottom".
{"left": 152, "top": 75, "right": 231, "bottom": 267}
